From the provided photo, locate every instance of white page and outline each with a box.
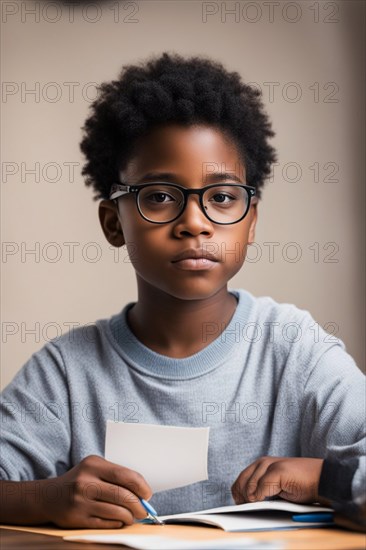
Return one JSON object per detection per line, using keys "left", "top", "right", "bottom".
{"left": 105, "top": 421, "right": 209, "bottom": 492}
{"left": 160, "top": 500, "right": 333, "bottom": 519}
{"left": 64, "top": 533, "right": 285, "bottom": 549}
{"left": 159, "top": 501, "right": 333, "bottom": 532}
{"left": 161, "top": 513, "right": 331, "bottom": 532}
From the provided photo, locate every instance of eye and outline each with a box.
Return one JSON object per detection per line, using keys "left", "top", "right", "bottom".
{"left": 210, "top": 192, "right": 236, "bottom": 204}
{"left": 146, "top": 192, "right": 175, "bottom": 203}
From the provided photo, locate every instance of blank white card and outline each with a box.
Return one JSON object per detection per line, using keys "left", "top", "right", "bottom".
{"left": 105, "top": 421, "right": 209, "bottom": 493}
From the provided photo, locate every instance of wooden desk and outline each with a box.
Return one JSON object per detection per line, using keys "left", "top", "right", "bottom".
{"left": 1, "top": 524, "right": 366, "bottom": 550}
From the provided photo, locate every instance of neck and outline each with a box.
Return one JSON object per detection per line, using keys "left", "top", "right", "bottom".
{"left": 126, "top": 281, "right": 238, "bottom": 358}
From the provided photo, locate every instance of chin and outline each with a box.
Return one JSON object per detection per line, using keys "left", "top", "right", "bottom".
{"left": 161, "top": 282, "right": 226, "bottom": 302}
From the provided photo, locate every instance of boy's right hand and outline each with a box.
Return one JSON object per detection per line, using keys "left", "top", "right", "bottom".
{"left": 42, "top": 455, "right": 152, "bottom": 528}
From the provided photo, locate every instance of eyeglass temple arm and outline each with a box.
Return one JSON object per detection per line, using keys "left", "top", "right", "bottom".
{"left": 109, "top": 184, "right": 131, "bottom": 200}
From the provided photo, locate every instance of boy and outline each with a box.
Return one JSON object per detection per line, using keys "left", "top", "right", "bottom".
{"left": 1, "top": 52, "right": 365, "bottom": 529}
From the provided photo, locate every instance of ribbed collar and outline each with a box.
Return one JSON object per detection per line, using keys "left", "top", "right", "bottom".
{"left": 107, "top": 289, "right": 254, "bottom": 380}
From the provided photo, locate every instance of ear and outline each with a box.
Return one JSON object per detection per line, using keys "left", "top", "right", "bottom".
{"left": 99, "top": 200, "right": 125, "bottom": 247}
{"left": 247, "top": 200, "right": 258, "bottom": 245}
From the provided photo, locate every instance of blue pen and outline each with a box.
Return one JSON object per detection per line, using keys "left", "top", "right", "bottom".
{"left": 140, "top": 498, "right": 165, "bottom": 525}
{"left": 292, "top": 513, "right": 334, "bottom": 523}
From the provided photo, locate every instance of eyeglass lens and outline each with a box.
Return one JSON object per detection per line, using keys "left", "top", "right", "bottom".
{"left": 137, "top": 184, "right": 249, "bottom": 223}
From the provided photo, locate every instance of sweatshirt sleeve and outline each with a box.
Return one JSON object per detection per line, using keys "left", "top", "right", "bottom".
{"left": 298, "top": 315, "right": 366, "bottom": 505}
{"left": 0, "top": 342, "right": 71, "bottom": 480}
{"left": 319, "top": 457, "right": 366, "bottom": 531}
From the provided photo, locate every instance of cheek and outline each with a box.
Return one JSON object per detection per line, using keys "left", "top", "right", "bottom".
{"left": 214, "top": 227, "right": 249, "bottom": 264}
{"left": 124, "top": 226, "right": 168, "bottom": 267}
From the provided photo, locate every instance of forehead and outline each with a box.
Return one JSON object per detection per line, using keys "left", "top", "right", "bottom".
{"left": 122, "top": 124, "right": 245, "bottom": 181}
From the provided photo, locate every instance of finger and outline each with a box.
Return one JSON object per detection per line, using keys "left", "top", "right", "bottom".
{"left": 90, "top": 500, "right": 135, "bottom": 526}
{"left": 278, "top": 481, "right": 307, "bottom": 503}
{"left": 254, "top": 466, "right": 305, "bottom": 503}
{"left": 98, "top": 459, "right": 153, "bottom": 501}
{"left": 245, "top": 459, "right": 278, "bottom": 501}
{"left": 231, "top": 460, "right": 262, "bottom": 504}
{"left": 251, "top": 470, "right": 282, "bottom": 502}
{"left": 94, "top": 479, "right": 149, "bottom": 520}
{"left": 232, "top": 458, "right": 283, "bottom": 504}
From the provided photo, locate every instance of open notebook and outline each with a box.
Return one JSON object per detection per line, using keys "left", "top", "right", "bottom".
{"left": 157, "top": 500, "right": 334, "bottom": 532}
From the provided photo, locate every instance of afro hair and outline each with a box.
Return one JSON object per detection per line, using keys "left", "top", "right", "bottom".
{"left": 80, "top": 52, "right": 277, "bottom": 201}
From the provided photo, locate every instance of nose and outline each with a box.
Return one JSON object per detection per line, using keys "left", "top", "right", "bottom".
{"left": 172, "top": 194, "right": 214, "bottom": 238}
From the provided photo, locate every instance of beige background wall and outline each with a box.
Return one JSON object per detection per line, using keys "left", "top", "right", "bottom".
{"left": 1, "top": 0, "right": 365, "bottom": 389}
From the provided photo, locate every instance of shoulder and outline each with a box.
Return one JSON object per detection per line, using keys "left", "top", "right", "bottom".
{"left": 235, "top": 287, "right": 321, "bottom": 331}
{"left": 234, "top": 290, "right": 365, "bottom": 400}
{"left": 49, "top": 311, "right": 118, "bottom": 352}
{"left": 13, "top": 311, "right": 120, "bottom": 384}
{"left": 234, "top": 288, "right": 348, "bottom": 367}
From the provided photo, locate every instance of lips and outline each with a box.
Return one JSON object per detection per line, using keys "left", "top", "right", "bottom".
{"left": 171, "top": 248, "right": 219, "bottom": 271}
{"left": 171, "top": 248, "right": 219, "bottom": 263}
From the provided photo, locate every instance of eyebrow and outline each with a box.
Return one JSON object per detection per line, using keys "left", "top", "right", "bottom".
{"left": 134, "top": 172, "right": 245, "bottom": 184}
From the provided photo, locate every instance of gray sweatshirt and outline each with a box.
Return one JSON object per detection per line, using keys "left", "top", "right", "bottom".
{"left": 1, "top": 289, "right": 365, "bottom": 515}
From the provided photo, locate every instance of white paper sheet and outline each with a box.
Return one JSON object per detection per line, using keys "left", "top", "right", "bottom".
{"left": 159, "top": 500, "right": 334, "bottom": 532}
{"left": 162, "top": 500, "right": 334, "bottom": 517}
{"left": 64, "top": 533, "right": 284, "bottom": 549}
{"left": 105, "top": 421, "right": 209, "bottom": 493}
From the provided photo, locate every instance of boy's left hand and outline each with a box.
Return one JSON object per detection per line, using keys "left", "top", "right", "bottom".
{"left": 231, "top": 457, "right": 324, "bottom": 504}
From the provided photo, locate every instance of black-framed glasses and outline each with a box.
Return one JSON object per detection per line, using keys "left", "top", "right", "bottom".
{"left": 109, "top": 182, "right": 256, "bottom": 225}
